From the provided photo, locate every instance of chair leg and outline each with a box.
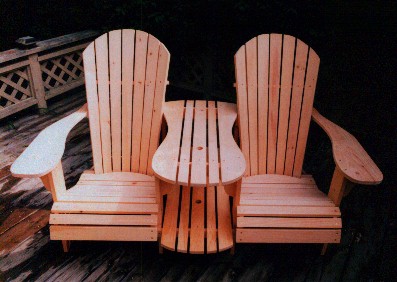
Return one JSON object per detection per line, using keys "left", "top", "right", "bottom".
{"left": 321, "top": 243, "right": 328, "bottom": 255}
{"left": 62, "top": 240, "right": 71, "bottom": 252}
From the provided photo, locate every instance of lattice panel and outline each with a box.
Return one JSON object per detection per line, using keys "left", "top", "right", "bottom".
{"left": 40, "top": 51, "right": 84, "bottom": 92}
{"left": 0, "top": 68, "right": 32, "bottom": 108}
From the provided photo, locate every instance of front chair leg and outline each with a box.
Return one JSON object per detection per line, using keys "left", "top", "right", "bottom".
{"left": 62, "top": 240, "right": 71, "bottom": 252}
{"left": 321, "top": 243, "right": 328, "bottom": 255}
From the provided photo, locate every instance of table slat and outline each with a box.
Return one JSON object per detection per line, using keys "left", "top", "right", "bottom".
{"left": 178, "top": 101, "right": 194, "bottom": 185}
{"left": 218, "top": 102, "right": 246, "bottom": 185}
{"left": 190, "top": 101, "right": 207, "bottom": 186}
{"left": 208, "top": 101, "right": 220, "bottom": 186}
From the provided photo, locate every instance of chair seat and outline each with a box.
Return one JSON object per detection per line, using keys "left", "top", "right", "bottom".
{"left": 49, "top": 170, "right": 159, "bottom": 242}
{"left": 236, "top": 174, "right": 342, "bottom": 244}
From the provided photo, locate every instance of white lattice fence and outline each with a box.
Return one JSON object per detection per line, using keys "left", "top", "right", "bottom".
{"left": 0, "top": 30, "right": 99, "bottom": 119}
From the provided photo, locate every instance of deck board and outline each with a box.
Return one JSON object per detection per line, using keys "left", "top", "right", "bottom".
{"left": 0, "top": 90, "right": 373, "bottom": 281}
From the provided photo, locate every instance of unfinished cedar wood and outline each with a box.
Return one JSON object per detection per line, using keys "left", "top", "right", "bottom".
{"left": 11, "top": 29, "right": 170, "bottom": 251}
{"left": 234, "top": 34, "right": 382, "bottom": 247}
{"left": 152, "top": 100, "right": 244, "bottom": 254}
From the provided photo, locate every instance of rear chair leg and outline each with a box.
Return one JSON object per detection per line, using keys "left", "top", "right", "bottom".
{"left": 321, "top": 243, "right": 328, "bottom": 255}
{"left": 62, "top": 240, "right": 71, "bottom": 252}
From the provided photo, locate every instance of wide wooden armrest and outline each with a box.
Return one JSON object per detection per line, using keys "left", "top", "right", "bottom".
{"left": 10, "top": 104, "right": 88, "bottom": 178}
{"left": 312, "top": 108, "right": 383, "bottom": 185}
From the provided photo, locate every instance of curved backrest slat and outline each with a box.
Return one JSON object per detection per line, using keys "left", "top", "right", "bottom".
{"left": 83, "top": 29, "right": 170, "bottom": 175}
{"left": 235, "top": 34, "right": 320, "bottom": 177}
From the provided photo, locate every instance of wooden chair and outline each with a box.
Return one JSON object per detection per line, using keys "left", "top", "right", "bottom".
{"left": 233, "top": 34, "right": 382, "bottom": 251}
{"left": 11, "top": 29, "right": 170, "bottom": 252}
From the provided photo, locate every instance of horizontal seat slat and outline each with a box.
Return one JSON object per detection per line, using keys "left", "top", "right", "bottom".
{"left": 237, "top": 217, "right": 342, "bottom": 228}
{"left": 67, "top": 185, "right": 156, "bottom": 197}
{"left": 79, "top": 170, "right": 155, "bottom": 182}
{"left": 242, "top": 183, "right": 317, "bottom": 189}
{"left": 50, "top": 226, "right": 157, "bottom": 241}
{"left": 50, "top": 214, "right": 158, "bottom": 226}
{"left": 241, "top": 188, "right": 326, "bottom": 197}
{"left": 240, "top": 199, "right": 335, "bottom": 206}
{"left": 52, "top": 202, "right": 158, "bottom": 214}
{"left": 236, "top": 228, "right": 341, "bottom": 243}
{"left": 242, "top": 174, "right": 315, "bottom": 184}
{"left": 57, "top": 195, "right": 157, "bottom": 204}
{"left": 237, "top": 206, "right": 340, "bottom": 217}
{"left": 77, "top": 180, "right": 155, "bottom": 186}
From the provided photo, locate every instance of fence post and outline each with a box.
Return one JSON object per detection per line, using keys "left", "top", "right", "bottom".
{"left": 27, "top": 53, "right": 47, "bottom": 111}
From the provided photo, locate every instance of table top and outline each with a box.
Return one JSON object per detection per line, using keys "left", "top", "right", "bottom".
{"left": 152, "top": 100, "right": 246, "bottom": 187}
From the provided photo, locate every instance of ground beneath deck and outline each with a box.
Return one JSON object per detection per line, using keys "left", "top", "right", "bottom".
{"left": 0, "top": 90, "right": 392, "bottom": 281}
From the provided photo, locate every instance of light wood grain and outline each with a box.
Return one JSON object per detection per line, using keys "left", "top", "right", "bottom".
{"left": 207, "top": 101, "right": 220, "bottom": 186}
{"left": 267, "top": 34, "right": 282, "bottom": 174}
{"left": 109, "top": 30, "right": 122, "bottom": 172}
{"left": 206, "top": 186, "right": 217, "bottom": 253}
{"left": 236, "top": 229, "right": 341, "bottom": 243}
{"left": 121, "top": 29, "right": 135, "bottom": 171}
{"left": 312, "top": 108, "right": 383, "bottom": 185}
{"left": 190, "top": 186, "right": 205, "bottom": 254}
{"left": 131, "top": 31, "right": 148, "bottom": 172}
{"left": 161, "top": 186, "right": 180, "bottom": 250}
{"left": 276, "top": 35, "right": 295, "bottom": 174}
{"left": 11, "top": 104, "right": 88, "bottom": 178}
{"left": 246, "top": 37, "right": 259, "bottom": 175}
{"left": 152, "top": 101, "right": 185, "bottom": 183}
{"left": 178, "top": 101, "right": 194, "bottom": 185}
{"left": 235, "top": 45, "right": 251, "bottom": 175}
{"left": 50, "top": 214, "right": 157, "bottom": 226}
{"left": 237, "top": 217, "right": 342, "bottom": 228}
{"left": 237, "top": 206, "right": 340, "bottom": 217}
{"left": 95, "top": 33, "right": 112, "bottom": 172}
{"left": 139, "top": 34, "right": 160, "bottom": 174}
{"left": 284, "top": 39, "right": 309, "bottom": 176}
{"left": 190, "top": 101, "right": 207, "bottom": 186}
{"left": 293, "top": 48, "right": 320, "bottom": 176}
{"left": 257, "top": 34, "right": 270, "bottom": 174}
{"left": 147, "top": 43, "right": 170, "bottom": 175}
{"left": 217, "top": 185, "right": 233, "bottom": 251}
{"left": 50, "top": 226, "right": 157, "bottom": 241}
{"left": 177, "top": 186, "right": 191, "bottom": 253}
{"left": 83, "top": 43, "right": 103, "bottom": 173}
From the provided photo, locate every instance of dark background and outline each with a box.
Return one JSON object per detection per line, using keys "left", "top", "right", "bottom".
{"left": 1, "top": 0, "right": 396, "bottom": 280}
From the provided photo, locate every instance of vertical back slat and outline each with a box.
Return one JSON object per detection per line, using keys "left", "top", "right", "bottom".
{"left": 284, "top": 40, "right": 309, "bottom": 176}
{"left": 121, "top": 29, "right": 135, "bottom": 172}
{"left": 139, "top": 35, "right": 160, "bottom": 174}
{"left": 83, "top": 44, "right": 103, "bottom": 173}
{"left": 257, "top": 34, "right": 270, "bottom": 174}
{"left": 95, "top": 33, "right": 112, "bottom": 172}
{"left": 267, "top": 34, "right": 282, "bottom": 174}
{"left": 235, "top": 46, "right": 251, "bottom": 175}
{"left": 147, "top": 44, "right": 170, "bottom": 175}
{"left": 293, "top": 49, "right": 320, "bottom": 176}
{"left": 275, "top": 35, "right": 295, "bottom": 174}
{"left": 131, "top": 31, "right": 148, "bottom": 172}
{"left": 245, "top": 37, "right": 258, "bottom": 175}
{"left": 109, "top": 30, "right": 122, "bottom": 172}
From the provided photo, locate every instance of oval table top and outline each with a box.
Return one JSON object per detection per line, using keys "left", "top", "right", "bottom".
{"left": 152, "top": 100, "right": 246, "bottom": 187}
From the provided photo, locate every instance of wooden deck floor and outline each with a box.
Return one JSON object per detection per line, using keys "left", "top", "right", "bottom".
{"left": 0, "top": 90, "right": 389, "bottom": 281}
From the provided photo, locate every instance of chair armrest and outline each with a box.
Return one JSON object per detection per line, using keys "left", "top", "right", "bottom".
{"left": 10, "top": 104, "right": 88, "bottom": 178}
{"left": 312, "top": 108, "right": 383, "bottom": 185}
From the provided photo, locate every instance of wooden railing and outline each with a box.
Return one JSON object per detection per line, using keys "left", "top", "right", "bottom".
{"left": 0, "top": 30, "right": 99, "bottom": 119}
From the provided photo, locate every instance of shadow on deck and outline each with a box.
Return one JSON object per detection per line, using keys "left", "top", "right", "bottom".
{"left": 0, "top": 90, "right": 385, "bottom": 281}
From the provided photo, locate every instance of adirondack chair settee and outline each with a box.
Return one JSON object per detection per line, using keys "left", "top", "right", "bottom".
{"left": 11, "top": 29, "right": 170, "bottom": 252}
{"left": 233, "top": 34, "right": 382, "bottom": 249}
